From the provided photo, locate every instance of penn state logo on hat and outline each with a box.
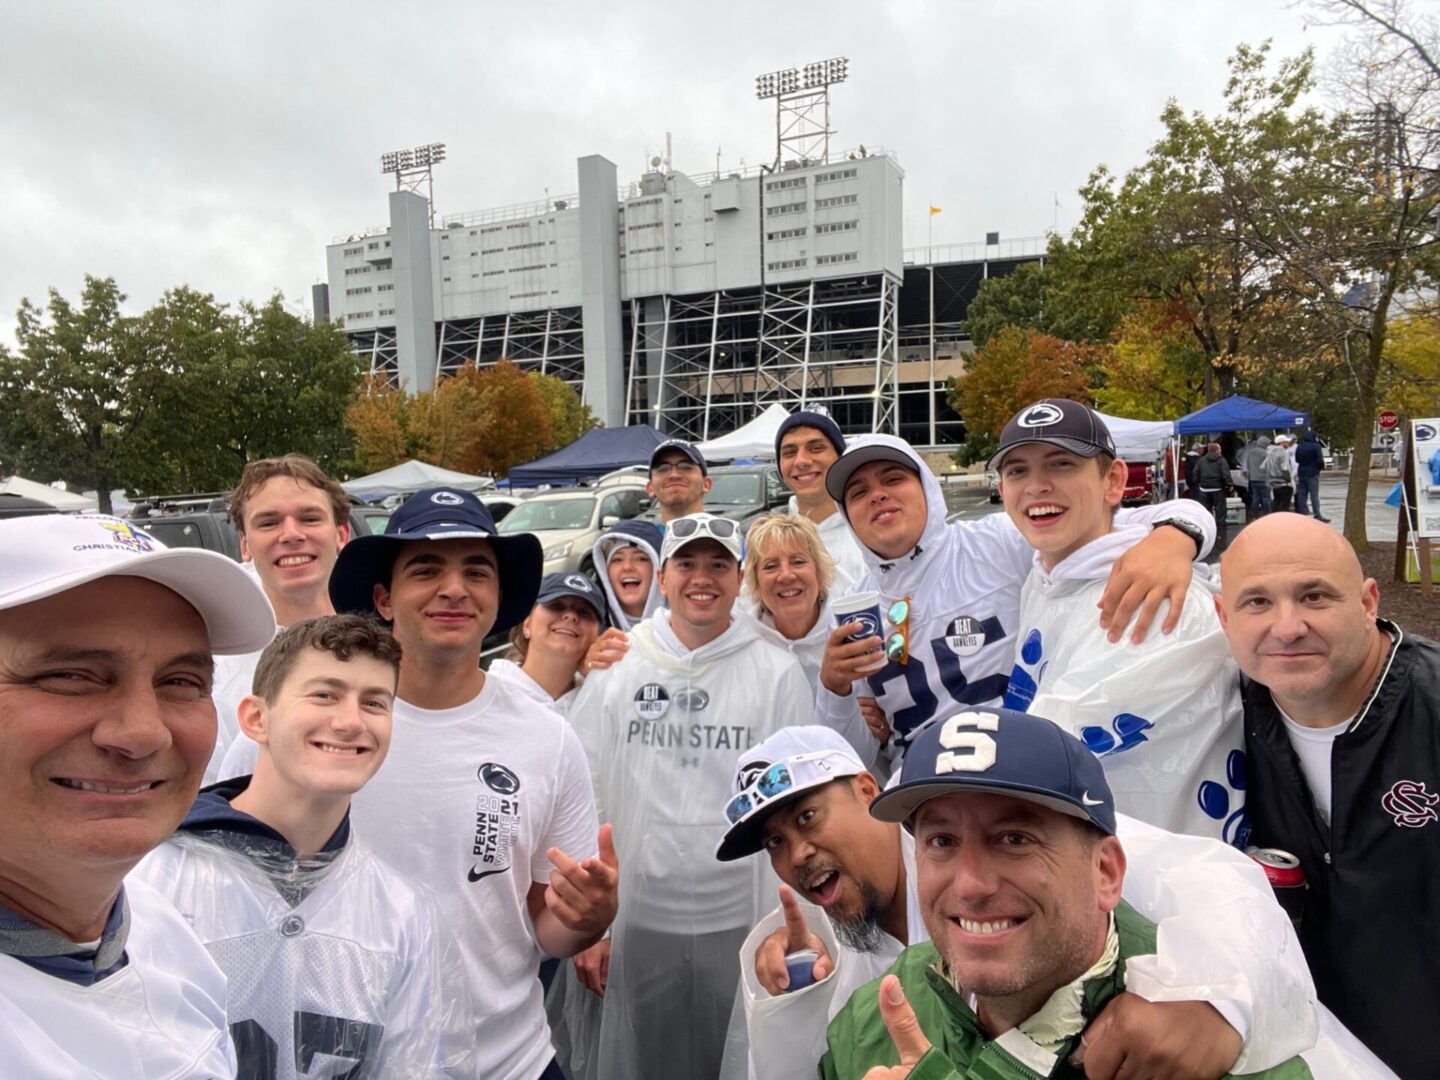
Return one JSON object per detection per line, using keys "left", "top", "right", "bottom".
{"left": 430, "top": 490, "right": 465, "bottom": 506}
{"left": 564, "top": 573, "right": 592, "bottom": 591}
{"left": 1017, "top": 402, "right": 1066, "bottom": 428}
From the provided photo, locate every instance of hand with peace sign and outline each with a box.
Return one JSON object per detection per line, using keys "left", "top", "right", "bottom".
{"left": 860, "top": 975, "right": 933, "bottom": 1079}
{"left": 755, "top": 884, "right": 835, "bottom": 995}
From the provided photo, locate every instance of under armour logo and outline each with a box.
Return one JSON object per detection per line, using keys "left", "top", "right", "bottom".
{"left": 680, "top": 756, "right": 700, "bottom": 768}
{"left": 1382, "top": 780, "right": 1439, "bottom": 828}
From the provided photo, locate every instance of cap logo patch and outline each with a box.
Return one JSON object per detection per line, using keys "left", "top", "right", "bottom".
{"left": 564, "top": 574, "right": 592, "bottom": 591}
{"left": 430, "top": 491, "right": 464, "bottom": 505}
{"left": 935, "top": 711, "right": 1000, "bottom": 774}
{"left": 97, "top": 518, "right": 157, "bottom": 553}
{"left": 1017, "top": 403, "right": 1065, "bottom": 428}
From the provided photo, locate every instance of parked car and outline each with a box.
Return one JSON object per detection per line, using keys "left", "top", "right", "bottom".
{"left": 697, "top": 464, "right": 790, "bottom": 528}
{"left": 1121, "top": 461, "right": 1160, "bottom": 506}
{"left": 479, "top": 492, "right": 525, "bottom": 523}
{"left": 497, "top": 482, "right": 650, "bottom": 577}
{"left": 987, "top": 472, "right": 1001, "bottom": 504}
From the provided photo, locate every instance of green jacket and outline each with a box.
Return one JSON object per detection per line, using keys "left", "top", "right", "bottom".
{"left": 818, "top": 902, "right": 1313, "bottom": 1080}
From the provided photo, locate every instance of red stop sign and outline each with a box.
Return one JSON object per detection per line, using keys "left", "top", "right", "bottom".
{"left": 1378, "top": 410, "right": 1400, "bottom": 429}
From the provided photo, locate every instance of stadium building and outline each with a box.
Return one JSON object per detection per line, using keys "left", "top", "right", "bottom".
{"left": 318, "top": 66, "right": 1043, "bottom": 447}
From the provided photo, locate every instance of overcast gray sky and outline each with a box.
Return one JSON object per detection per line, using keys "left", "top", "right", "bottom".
{"left": 0, "top": 1, "right": 1347, "bottom": 339}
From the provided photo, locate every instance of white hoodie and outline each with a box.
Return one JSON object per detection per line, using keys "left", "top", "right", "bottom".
{"left": 1005, "top": 528, "right": 1247, "bottom": 844}
{"left": 814, "top": 436, "right": 1215, "bottom": 757}
{"left": 593, "top": 528, "right": 663, "bottom": 631}
{"left": 785, "top": 495, "right": 865, "bottom": 591}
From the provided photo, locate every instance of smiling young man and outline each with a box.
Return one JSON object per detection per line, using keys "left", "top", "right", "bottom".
{"left": 207, "top": 454, "right": 352, "bottom": 781}
{"left": 775, "top": 409, "right": 865, "bottom": 587}
{"left": 993, "top": 399, "right": 1247, "bottom": 844}
{"left": 564, "top": 512, "right": 815, "bottom": 1080}
{"left": 285, "top": 487, "right": 615, "bottom": 1080}
{"left": 812, "top": 711, "right": 1388, "bottom": 1080}
{"left": 647, "top": 439, "right": 712, "bottom": 524}
{"left": 1218, "top": 514, "right": 1440, "bottom": 1080}
{"left": 815, "top": 424, "right": 1216, "bottom": 761}
{"left": 135, "top": 614, "right": 453, "bottom": 1077}
{"left": 0, "top": 513, "right": 274, "bottom": 1078}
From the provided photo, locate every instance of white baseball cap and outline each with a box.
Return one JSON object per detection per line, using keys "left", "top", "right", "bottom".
{"left": 715, "top": 726, "right": 867, "bottom": 862}
{"left": 0, "top": 514, "right": 276, "bottom": 655}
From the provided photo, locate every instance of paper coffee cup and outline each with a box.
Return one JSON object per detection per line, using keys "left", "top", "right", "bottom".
{"left": 832, "top": 591, "right": 883, "bottom": 646}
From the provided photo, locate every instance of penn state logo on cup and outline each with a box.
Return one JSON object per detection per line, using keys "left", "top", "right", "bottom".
{"left": 564, "top": 573, "right": 592, "bottom": 591}
{"left": 944, "top": 615, "right": 988, "bottom": 657}
{"left": 634, "top": 683, "right": 671, "bottom": 720}
{"left": 431, "top": 490, "right": 465, "bottom": 506}
{"left": 1017, "top": 403, "right": 1065, "bottom": 428}
{"left": 851, "top": 610, "right": 881, "bottom": 639}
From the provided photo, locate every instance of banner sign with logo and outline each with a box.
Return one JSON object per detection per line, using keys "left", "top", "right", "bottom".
{"left": 1412, "top": 418, "right": 1440, "bottom": 538}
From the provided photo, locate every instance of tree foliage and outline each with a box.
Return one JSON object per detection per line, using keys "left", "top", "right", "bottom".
{"left": 0, "top": 278, "right": 362, "bottom": 509}
{"left": 344, "top": 362, "right": 594, "bottom": 479}
{"left": 948, "top": 327, "right": 1096, "bottom": 463}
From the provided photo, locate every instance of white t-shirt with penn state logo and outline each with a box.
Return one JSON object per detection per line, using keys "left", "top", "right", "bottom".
{"left": 349, "top": 674, "right": 600, "bottom": 1080}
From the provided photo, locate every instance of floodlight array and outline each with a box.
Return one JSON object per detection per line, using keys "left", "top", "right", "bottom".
{"left": 380, "top": 143, "right": 447, "bottom": 174}
{"left": 755, "top": 57, "right": 848, "bottom": 99}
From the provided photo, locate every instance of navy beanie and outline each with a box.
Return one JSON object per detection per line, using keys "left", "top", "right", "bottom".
{"left": 775, "top": 410, "right": 845, "bottom": 460}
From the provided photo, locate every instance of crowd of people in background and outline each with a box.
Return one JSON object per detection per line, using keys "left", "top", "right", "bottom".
{"left": 1, "top": 399, "right": 1434, "bottom": 1080}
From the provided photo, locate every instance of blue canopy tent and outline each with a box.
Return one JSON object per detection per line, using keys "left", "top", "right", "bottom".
{"left": 507, "top": 424, "right": 666, "bottom": 486}
{"left": 1174, "top": 395, "right": 1311, "bottom": 436}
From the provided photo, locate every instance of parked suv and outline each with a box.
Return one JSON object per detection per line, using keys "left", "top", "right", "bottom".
{"left": 497, "top": 482, "right": 650, "bottom": 578}
{"left": 701, "top": 464, "right": 790, "bottom": 528}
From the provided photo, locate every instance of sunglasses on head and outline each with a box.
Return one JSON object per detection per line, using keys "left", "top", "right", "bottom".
{"left": 652, "top": 461, "right": 702, "bottom": 477}
{"left": 670, "top": 516, "right": 738, "bottom": 541}
{"left": 723, "top": 749, "right": 852, "bottom": 826}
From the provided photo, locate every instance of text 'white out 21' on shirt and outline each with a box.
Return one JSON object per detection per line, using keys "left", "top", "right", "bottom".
{"left": 0, "top": 879, "right": 237, "bottom": 1080}
{"left": 1003, "top": 526, "right": 1249, "bottom": 846}
{"left": 814, "top": 436, "right": 1216, "bottom": 758}
{"left": 349, "top": 675, "right": 600, "bottom": 1080}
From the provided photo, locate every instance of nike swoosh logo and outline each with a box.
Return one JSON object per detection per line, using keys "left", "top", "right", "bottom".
{"left": 1081, "top": 792, "right": 1104, "bottom": 807}
{"left": 468, "top": 865, "right": 507, "bottom": 883}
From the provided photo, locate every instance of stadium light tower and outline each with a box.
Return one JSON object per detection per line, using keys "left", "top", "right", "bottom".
{"left": 754, "top": 57, "right": 848, "bottom": 168}
{"left": 380, "top": 142, "right": 447, "bottom": 227}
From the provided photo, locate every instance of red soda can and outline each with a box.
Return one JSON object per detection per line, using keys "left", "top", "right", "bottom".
{"left": 1246, "top": 847, "right": 1305, "bottom": 926}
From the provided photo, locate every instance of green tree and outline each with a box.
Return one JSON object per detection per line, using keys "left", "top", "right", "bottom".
{"left": 0, "top": 276, "right": 152, "bottom": 513}
{"left": 962, "top": 261, "right": 1049, "bottom": 348}
{"left": 948, "top": 327, "right": 1095, "bottom": 463}
{"left": 532, "top": 372, "right": 601, "bottom": 450}
{"left": 1092, "top": 304, "right": 1210, "bottom": 420}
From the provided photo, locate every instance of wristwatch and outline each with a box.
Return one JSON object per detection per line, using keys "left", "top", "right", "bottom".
{"left": 1154, "top": 516, "right": 1205, "bottom": 556}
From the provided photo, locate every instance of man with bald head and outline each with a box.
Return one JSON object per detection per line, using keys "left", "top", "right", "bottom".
{"left": 1217, "top": 514, "right": 1440, "bottom": 1080}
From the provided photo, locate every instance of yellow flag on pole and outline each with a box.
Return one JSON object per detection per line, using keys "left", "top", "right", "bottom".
{"left": 929, "top": 205, "right": 942, "bottom": 215}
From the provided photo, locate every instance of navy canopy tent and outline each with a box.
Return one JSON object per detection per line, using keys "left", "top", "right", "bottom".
{"left": 507, "top": 424, "right": 666, "bottom": 486}
{"left": 1174, "top": 395, "right": 1311, "bottom": 436}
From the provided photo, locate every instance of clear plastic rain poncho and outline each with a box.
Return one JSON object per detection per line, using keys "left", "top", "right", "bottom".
{"left": 557, "top": 608, "right": 815, "bottom": 1080}
{"left": 133, "top": 813, "right": 467, "bottom": 1078}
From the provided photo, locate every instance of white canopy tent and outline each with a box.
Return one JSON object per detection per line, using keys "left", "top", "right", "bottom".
{"left": 341, "top": 460, "right": 496, "bottom": 497}
{"left": 695, "top": 403, "right": 792, "bottom": 461}
{"left": 0, "top": 475, "right": 95, "bottom": 511}
{"left": 1095, "top": 411, "right": 1174, "bottom": 461}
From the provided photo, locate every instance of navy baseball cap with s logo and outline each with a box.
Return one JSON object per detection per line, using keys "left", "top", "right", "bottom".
{"left": 870, "top": 706, "right": 1117, "bottom": 836}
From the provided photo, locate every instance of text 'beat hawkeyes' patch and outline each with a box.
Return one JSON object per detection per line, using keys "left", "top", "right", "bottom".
{"left": 944, "top": 616, "right": 988, "bottom": 656}
{"left": 634, "top": 683, "right": 671, "bottom": 720}
{"left": 675, "top": 687, "right": 710, "bottom": 712}
{"left": 564, "top": 573, "right": 593, "bottom": 591}
{"left": 1017, "top": 402, "right": 1066, "bottom": 428}
{"left": 478, "top": 762, "right": 521, "bottom": 795}
{"left": 430, "top": 490, "right": 464, "bottom": 505}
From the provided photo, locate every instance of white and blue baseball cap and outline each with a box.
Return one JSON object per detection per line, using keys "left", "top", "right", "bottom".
{"left": 716, "top": 726, "right": 868, "bottom": 862}
{"left": 870, "top": 706, "right": 1117, "bottom": 836}
{"left": 329, "top": 487, "right": 542, "bottom": 634}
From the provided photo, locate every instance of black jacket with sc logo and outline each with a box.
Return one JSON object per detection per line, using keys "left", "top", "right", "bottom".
{"left": 1243, "top": 620, "right": 1440, "bottom": 1080}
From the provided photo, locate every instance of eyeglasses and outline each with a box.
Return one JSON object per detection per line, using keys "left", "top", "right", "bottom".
{"left": 723, "top": 750, "right": 853, "bottom": 826}
{"left": 884, "top": 597, "right": 911, "bottom": 664}
{"left": 670, "top": 516, "right": 738, "bottom": 540}
{"left": 652, "top": 461, "right": 702, "bottom": 478}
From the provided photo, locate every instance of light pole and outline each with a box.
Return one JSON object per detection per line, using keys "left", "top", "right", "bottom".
{"left": 380, "top": 142, "right": 447, "bottom": 229}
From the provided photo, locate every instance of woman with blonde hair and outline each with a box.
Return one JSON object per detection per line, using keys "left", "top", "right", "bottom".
{"left": 745, "top": 512, "right": 882, "bottom": 757}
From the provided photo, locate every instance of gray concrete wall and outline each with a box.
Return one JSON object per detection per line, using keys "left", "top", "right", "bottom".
{"left": 389, "top": 190, "right": 437, "bottom": 392}
{"left": 577, "top": 155, "right": 625, "bottom": 427}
